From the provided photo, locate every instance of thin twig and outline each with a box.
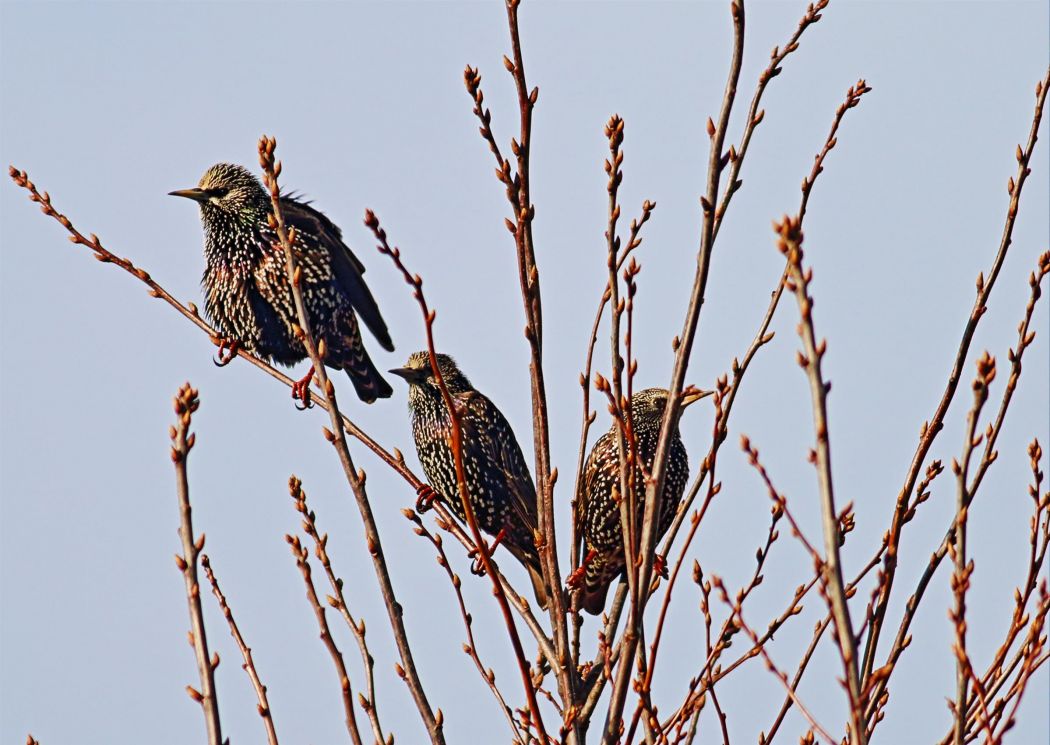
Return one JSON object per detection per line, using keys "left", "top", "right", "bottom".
{"left": 776, "top": 215, "right": 865, "bottom": 744}
{"left": 285, "top": 518, "right": 363, "bottom": 745}
{"left": 604, "top": 5, "right": 747, "bottom": 740}
{"left": 950, "top": 354, "right": 995, "bottom": 745}
{"left": 865, "top": 244, "right": 1050, "bottom": 727}
{"left": 660, "top": 77, "right": 871, "bottom": 561}
{"left": 365, "top": 209, "right": 551, "bottom": 744}
{"left": 169, "top": 383, "right": 222, "bottom": 745}
{"left": 403, "top": 508, "right": 526, "bottom": 743}
{"left": 710, "top": 576, "right": 835, "bottom": 745}
{"left": 201, "top": 555, "right": 279, "bottom": 745}
{"left": 290, "top": 478, "right": 389, "bottom": 745}
{"left": 860, "top": 67, "right": 1050, "bottom": 704}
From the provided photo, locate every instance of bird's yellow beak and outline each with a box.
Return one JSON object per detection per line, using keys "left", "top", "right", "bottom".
{"left": 680, "top": 389, "right": 713, "bottom": 408}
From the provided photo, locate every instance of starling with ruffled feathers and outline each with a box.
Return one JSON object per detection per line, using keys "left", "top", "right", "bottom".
{"left": 170, "top": 163, "right": 393, "bottom": 403}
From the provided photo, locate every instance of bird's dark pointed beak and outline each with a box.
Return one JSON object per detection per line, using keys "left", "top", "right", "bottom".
{"left": 168, "top": 188, "right": 210, "bottom": 203}
{"left": 389, "top": 367, "right": 425, "bottom": 384}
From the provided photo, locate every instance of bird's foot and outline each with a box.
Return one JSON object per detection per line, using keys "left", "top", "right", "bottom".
{"left": 468, "top": 528, "right": 507, "bottom": 576}
{"left": 566, "top": 548, "right": 598, "bottom": 590}
{"left": 652, "top": 552, "right": 669, "bottom": 580}
{"left": 291, "top": 365, "right": 316, "bottom": 410}
{"left": 415, "top": 484, "right": 440, "bottom": 513}
{"left": 212, "top": 338, "right": 240, "bottom": 367}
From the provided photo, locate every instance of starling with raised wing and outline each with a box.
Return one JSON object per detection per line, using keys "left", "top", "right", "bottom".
{"left": 572, "top": 387, "right": 709, "bottom": 615}
{"left": 170, "top": 163, "right": 393, "bottom": 403}
{"left": 390, "top": 352, "right": 548, "bottom": 609}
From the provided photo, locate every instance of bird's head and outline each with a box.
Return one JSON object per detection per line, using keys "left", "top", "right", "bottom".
{"left": 629, "top": 387, "right": 712, "bottom": 421}
{"left": 169, "top": 163, "right": 270, "bottom": 224}
{"left": 390, "top": 351, "right": 474, "bottom": 399}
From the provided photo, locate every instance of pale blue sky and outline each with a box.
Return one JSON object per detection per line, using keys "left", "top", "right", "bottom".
{"left": 2, "top": 1, "right": 1047, "bottom": 743}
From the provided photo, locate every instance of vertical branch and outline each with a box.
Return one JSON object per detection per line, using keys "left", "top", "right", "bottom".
{"left": 776, "top": 217, "right": 866, "bottom": 745}
{"left": 602, "top": 115, "right": 641, "bottom": 611}
{"left": 365, "top": 212, "right": 551, "bottom": 744}
{"left": 169, "top": 383, "right": 222, "bottom": 745}
{"left": 201, "top": 555, "right": 279, "bottom": 745}
{"left": 465, "top": 2, "right": 576, "bottom": 733}
{"left": 950, "top": 354, "right": 995, "bottom": 745}
{"left": 571, "top": 200, "right": 654, "bottom": 673}
{"left": 501, "top": 4, "right": 577, "bottom": 723}
{"left": 257, "top": 137, "right": 444, "bottom": 745}
{"left": 605, "top": 4, "right": 745, "bottom": 740}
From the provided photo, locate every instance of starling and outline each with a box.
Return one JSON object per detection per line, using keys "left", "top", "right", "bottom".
{"left": 572, "top": 387, "right": 709, "bottom": 615}
{"left": 170, "top": 163, "right": 394, "bottom": 403}
{"left": 390, "top": 352, "right": 547, "bottom": 609}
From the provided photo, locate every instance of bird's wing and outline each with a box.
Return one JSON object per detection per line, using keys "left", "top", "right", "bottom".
{"left": 575, "top": 429, "right": 607, "bottom": 548}
{"left": 278, "top": 194, "right": 395, "bottom": 352}
{"left": 457, "top": 391, "right": 540, "bottom": 535}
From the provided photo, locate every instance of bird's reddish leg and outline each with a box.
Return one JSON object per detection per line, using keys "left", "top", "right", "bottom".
{"left": 212, "top": 338, "right": 240, "bottom": 367}
{"left": 469, "top": 527, "right": 507, "bottom": 576}
{"left": 291, "top": 365, "right": 316, "bottom": 409}
{"left": 566, "top": 548, "right": 598, "bottom": 589}
{"left": 415, "top": 484, "right": 439, "bottom": 513}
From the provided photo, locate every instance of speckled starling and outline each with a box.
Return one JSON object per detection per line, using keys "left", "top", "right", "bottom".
{"left": 573, "top": 387, "right": 708, "bottom": 615}
{"left": 390, "top": 352, "right": 547, "bottom": 609}
{"left": 170, "top": 163, "right": 394, "bottom": 403}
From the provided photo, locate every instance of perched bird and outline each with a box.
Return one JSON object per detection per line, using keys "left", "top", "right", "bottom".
{"left": 390, "top": 352, "right": 548, "bottom": 608}
{"left": 572, "top": 387, "right": 709, "bottom": 615}
{"left": 170, "top": 163, "right": 393, "bottom": 403}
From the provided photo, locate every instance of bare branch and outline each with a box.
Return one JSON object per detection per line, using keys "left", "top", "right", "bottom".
{"left": 258, "top": 138, "right": 444, "bottom": 744}
{"left": 290, "top": 478, "right": 389, "bottom": 745}
{"left": 776, "top": 215, "right": 865, "bottom": 744}
{"left": 861, "top": 66, "right": 1050, "bottom": 698}
{"left": 365, "top": 209, "right": 551, "bottom": 744}
{"left": 169, "top": 383, "right": 222, "bottom": 745}
{"left": 201, "top": 555, "right": 279, "bottom": 745}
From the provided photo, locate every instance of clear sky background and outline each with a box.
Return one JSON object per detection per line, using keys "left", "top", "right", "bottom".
{"left": 1, "top": 1, "right": 1047, "bottom": 743}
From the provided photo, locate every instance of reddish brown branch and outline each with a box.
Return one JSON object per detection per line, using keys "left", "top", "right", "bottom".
{"left": 650, "top": 26, "right": 855, "bottom": 662}
{"left": 290, "top": 477, "right": 389, "bottom": 745}
{"left": 403, "top": 508, "right": 525, "bottom": 741}
{"left": 465, "top": 6, "right": 577, "bottom": 728}
{"left": 950, "top": 354, "right": 996, "bottom": 745}
{"left": 169, "top": 383, "right": 222, "bottom": 745}
{"left": 285, "top": 518, "right": 364, "bottom": 744}
{"left": 776, "top": 216, "right": 865, "bottom": 744}
{"left": 864, "top": 245, "right": 1050, "bottom": 729}
{"left": 365, "top": 209, "right": 551, "bottom": 744}
{"left": 201, "top": 554, "right": 279, "bottom": 745}
{"left": 711, "top": 576, "right": 835, "bottom": 745}
{"left": 258, "top": 138, "right": 444, "bottom": 745}
{"left": 860, "top": 67, "right": 1050, "bottom": 701}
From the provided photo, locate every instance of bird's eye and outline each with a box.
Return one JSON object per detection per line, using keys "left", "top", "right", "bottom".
{"left": 210, "top": 187, "right": 229, "bottom": 198}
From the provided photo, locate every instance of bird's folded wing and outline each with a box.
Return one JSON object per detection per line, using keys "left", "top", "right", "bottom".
{"left": 279, "top": 195, "right": 395, "bottom": 352}
{"left": 459, "top": 392, "right": 540, "bottom": 534}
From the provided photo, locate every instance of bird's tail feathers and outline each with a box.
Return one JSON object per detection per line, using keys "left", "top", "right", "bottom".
{"left": 581, "top": 582, "right": 611, "bottom": 616}
{"left": 335, "top": 345, "right": 393, "bottom": 403}
{"left": 527, "top": 565, "right": 549, "bottom": 611}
